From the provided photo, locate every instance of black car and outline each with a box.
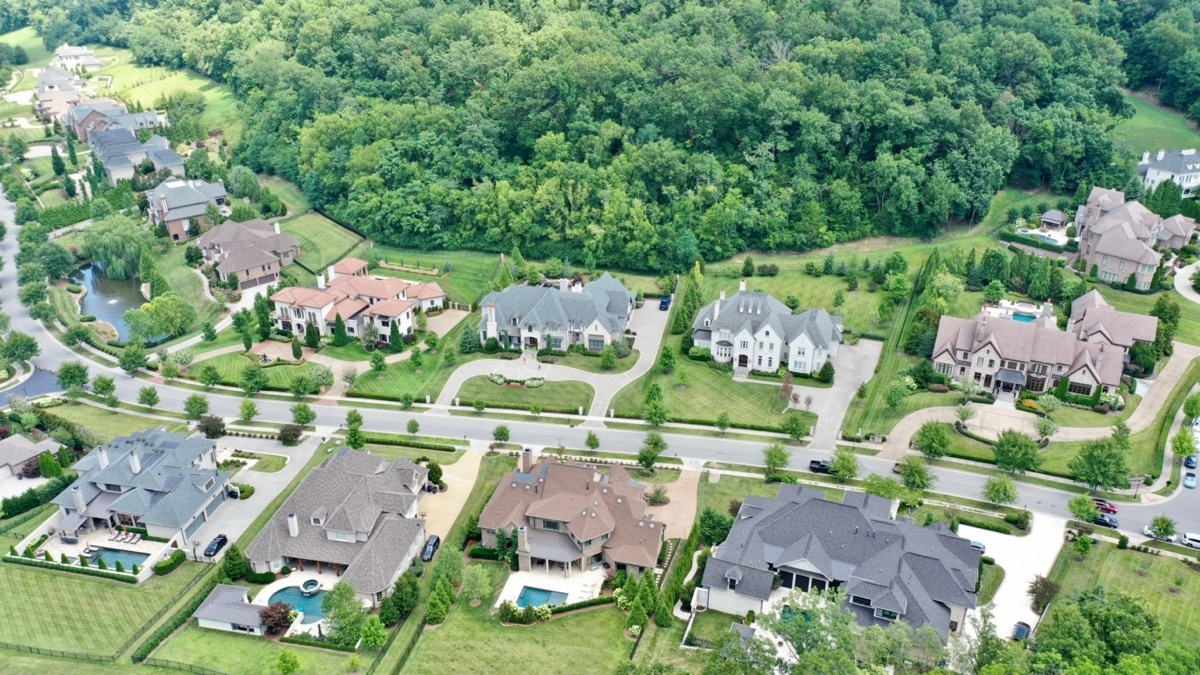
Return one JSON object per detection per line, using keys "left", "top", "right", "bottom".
{"left": 1012, "top": 622, "right": 1031, "bottom": 641}
{"left": 420, "top": 534, "right": 441, "bottom": 562}
{"left": 1091, "top": 514, "right": 1118, "bottom": 529}
{"left": 204, "top": 534, "right": 228, "bottom": 557}
{"left": 809, "top": 460, "right": 832, "bottom": 474}
{"left": 659, "top": 296, "right": 671, "bottom": 311}
{"left": 1187, "top": 454, "right": 1198, "bottom": 469}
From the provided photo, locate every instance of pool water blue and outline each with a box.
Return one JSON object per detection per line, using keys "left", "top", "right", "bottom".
{"left": 1012, "top": 313, "right": 1036, "bottom": 323}
{"left": 93, "top": 547, "right": 149, "bottom": 570}
{"left": 516, "top": 586, "right": 568, "bottom": 608}
{"left": 269, "top": 586, "right": 328, "bottom": 623}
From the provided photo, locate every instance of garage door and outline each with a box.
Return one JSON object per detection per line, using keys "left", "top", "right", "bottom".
{"left": 185, "top": 515, "right": 205, "bottom": 540}
{"left": 205, "top": 490, "right": 226, "bottom": 519}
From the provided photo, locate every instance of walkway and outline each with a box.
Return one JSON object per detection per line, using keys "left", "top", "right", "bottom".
{"left": 432, "top": 303, "right": 671, "bottom": 417}
{"left": 1175, "top": 261, "right": 1200, "bottom": 305}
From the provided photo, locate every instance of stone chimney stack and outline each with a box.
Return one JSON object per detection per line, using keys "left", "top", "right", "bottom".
{"left": 485, "top": 303, "right": 498, "bottom": 339}
{"left": 274, "top": 222, "right": 281, "bottom": 235}
{"left": 517, "top": 526, "right": 530, "bottom": 552}
{"left": 1141, "top": 151, "right": 1151, "bottom": 164}
{"left": 97, "top": 446, "right": 109, "bottom": 470}
{"left": 1158, "top": 149, "right": 1166, "bottom": 162}
{"left": 976, "top": 316, "right": 987, "bottom": 343}
{"left": 521, "top": 447, "right": 532, "bottom": 473}
{"left": 129, "top": 451, "right": 141, "bottom": 474}
{"left": 287, "top": 512, "right": 299, "bottom": 537}
{"left": 739, "top": 279, "right": 747, "bottom": 292}
{"left": 71, "top": 485, "right": 85, "bottom": 513}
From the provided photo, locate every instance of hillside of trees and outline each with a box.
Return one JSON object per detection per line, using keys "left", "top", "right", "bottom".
{"left": 7, "top": 0, "right": 1165, "bottom": 271}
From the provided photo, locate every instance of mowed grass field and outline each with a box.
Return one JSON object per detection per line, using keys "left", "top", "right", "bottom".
{"left": 259, "top": 175, "right": 310, "bottom": 216}
{"left": 455, "top": 375, "right": 595, "bottom": 412}
{"left": 367, "top": 244, "right": 501, "bottom": 305}
{"left": 348, "top": 322, "right": 487, "bottom": 401}
{"left": 190, "top": 351, "right": 321, "bottom": 389}
{"left": 1048, "top": 541, "right": 1200, "bottom": 644}
{"left": 279, "top": 212, "right": 363, "bottom": 272}
{"left": 51, "top": 403, "right": 188, "bottom": 442}
{"left": 1112, "top": 91, "right": 1200, "bottom": 156}
{"left": 155, "top": 244, "right": 224, "bottom": 333}
{"left": 0, "top": 560, "right": 204, "bottom": 653}
{"left": 0, "top": 27, "right": 52, "bottom": 70}
{"left": 153, "top": 622, "right": 349, "bottom": 675}
{"left": 404, "top": 561, "right": 633, "bottom": 674}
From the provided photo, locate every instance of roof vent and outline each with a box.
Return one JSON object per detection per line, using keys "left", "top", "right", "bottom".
{"left": 638, "top": 522, "right": 644, "bottom": 527}
{"left": 617, "top": 498, "right": 622, "bottom": 504}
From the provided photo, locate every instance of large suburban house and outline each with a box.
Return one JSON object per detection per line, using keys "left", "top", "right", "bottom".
{"left": 50, "top": 428, "right": 232, "bottom": 543}
{"left": 33, "top": 66, "right": 85, "bottom": 122}
{"left": 1075, "top": 187, "right": 1195, "bottom": 290}
{"left": 479, "top": 451, "right": 666, "bottom": 578}
{"left": 246, "top": 449, "right": 428, "bottom": 606}
{"left": 1139, "top": 149, "right": 1200, "bottom": 198}
{"left": 691, "top": 281, "right": 842, "bottom": 375}
{"left": 478, "top": 273, "right": 635, "bottom": 351}
{"left": 147, "top": 177, "right": 228, "bottom": 242}
{"left": 932, "top": 293, "right": 1155, "bottom": 399}
{"left": 270, "top": 258, "right": 446, "bottom": 343}
{"left": 66, "top": 99, "right": 166, "bottom": 142}
{"left": 197, "top": 218, "right": 299, "bottom": 289}
{"left": 193, "top": 584, "right": 269, "bottom": 636}
{"left": 699, "top": 485, "right": 980, "bottom": 642}
{"left": 0, "top": 435, "right": 59, "bottom": 479}
{"left": 89, "top": 129, "right": 184, "bottom": 186}
{"left": 51, "top": 44, "right": 102, "bottom": 70}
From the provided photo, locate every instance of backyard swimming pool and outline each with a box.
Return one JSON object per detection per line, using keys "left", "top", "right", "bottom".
{"left": 516, "top": 586, "right": 568, "bottom": 608}
{"left": 1012, "top": 312, "right": 1036, "bottom": 322}
{"left": 91, "top": 547, "right": 149, "bottom": 570}
{"left": 269, "top": 586, "right": 328, "bottom": 623}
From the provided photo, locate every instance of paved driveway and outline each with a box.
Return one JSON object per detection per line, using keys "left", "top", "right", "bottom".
{"left": 807, "top": 339, "right": 883, "bottom": 450}
{"left": 418, "top": 445, "right": 484, "bottom": 541}
{"left": 960, "top": 513, "right": 1066, "bottom": 639}
{"left": 0, "top": 474, "right": 46, "bottom": 500}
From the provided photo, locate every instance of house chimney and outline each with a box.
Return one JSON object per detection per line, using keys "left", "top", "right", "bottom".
{"left": 287, "top": 512, "right": 299, "bottom": 537}
{"left": 739, "top": 279, "right": 747, "bottom": 292}
{"left": 317, "top": 272, "right": 325, "bottom": 290}
{"left": 97, "top": 446, "right": 109, "bottom": 470}
{"left": 521, "top": 448, "right": 532, "bottom": 473}
{"left": 1042, "top": 300, "right": 1053, "bottom": 317}
{"left": 274, "top": 222, "right": 280, "bottom": 235}
{"left": 1141, "top": 151, "right": 1151, "bottom": 164}
{"left": 71, "top": 485, "right": 86, "bottom": 513}
{"left": 129, "top": 451, "right": 141, "bottom": 474}
{"left": 559, "top": 278, "right": 567, "bottom": 292}
{"left": 485, "top": 303, "right": 498, "bottom": 338}
{"left": 1158, "top": 150, "right": 1166, "bottom": 162}
{"left": 713, "top": 296, "right": 721, "bottom": 321}
{"left": 327, "top": 265, "right": 337, "bottom": 282}
{"left": 517, "top": 526, "right": 529, "bottom": 552}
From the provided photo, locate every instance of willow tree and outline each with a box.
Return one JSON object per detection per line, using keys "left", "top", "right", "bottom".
{"left": 82, "top": 215, "right": 155, "bottom": 280}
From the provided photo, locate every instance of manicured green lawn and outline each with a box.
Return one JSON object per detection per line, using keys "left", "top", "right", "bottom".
{"left": 0, "top": 27, "right": 52, "bottom": 69}
{"left": 317, "top": 341, "right": 376, "bottom": 362}
{"left": 22, "top": 155, "right": 56, "bottom": 187}
{"left": 0, "top": 647, "right": 175, "bottom": 675}
{"left": 1052, "top": 395, "right": 1141, "bottom": 428}
{"left": 0, "top": 560, "right": 204, "bottom": 653}
{"left": 1095, "top": 285, "right": 1200, "bottom": 347}
{"left": 541, "top": 350, "right": 639, "bottom": 374}
{"left": 906, "top": 500, "right": 1019, "bottom": 535}
{"left": 697, "top": 474, "right": 782, "bottom": 518}
{"left": 259, "top": 175, "right": 310, "bottom": 216}
{"left": 635, "top": 616, "right": 708, "bottom": 671}
{"left": 1048, "top": 540, "right": 1200, "bottom": 644}
{"left": 364, "top": 443, "right": 466, "bottom": 465}
{"left": 687, "top": 608, "right": 743, "bottom": 643}
{"left": 980, "top": 563, "right": 1005, "bottom": 605}
{"left": 405, "top": 562, "right": 633, "bottom": 674}
{"left": 279, "top": 213, "right": 363, "bottom": 272}
{"left": 153, "top": 621, "right": 351, "bottom": 674}
{"left": 612, "top": 335, "right": 817, "bottom": 431}
{"left": 190, "top": 351, "right": 320, "bottom": 390}
{"left": 37, "top": 188, "right": 68, "bottom": 208}
{"left": 190, "top": 328, "right": 246, "bottom": 356}
{"left": 1113, "top": 91, "right": 1200, "bottom": 155}
{"left": 368, "top": 245, "right": 501, "bottom": 305}
{"left": 155, "top": 245, "right": 223, "bottom": 334}
{"left": 455, "top": 375, "right": 595, "bottom": 413}
{"left": 348, "top": 323, "right": 488, "bottom": 402}
{"left": 51, "top": 403, "right": 188, "bottom": 442}
{"left": 248, "top": 454, "right": 287, "bottom": 472}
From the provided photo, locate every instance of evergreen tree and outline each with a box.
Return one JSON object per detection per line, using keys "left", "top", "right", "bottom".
{"left": 51, "top": 146, "right": 65, "bottom": 176}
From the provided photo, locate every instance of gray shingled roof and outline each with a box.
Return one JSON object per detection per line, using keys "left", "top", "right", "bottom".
{"left": 193, "top": 584, "right": 268, "bottom": 627}
{"left": 479, "top": 273, "right": 634, "bottom": 337}
{"left": 1139, "top": 149, "right": 1200, "bottom": 176}
{"left": 149, "top": 178, "right": 226, "bottom": 218}
{"left": 0, "top": 434, "right": 58, "bottom": 470}
{"left": 701, "top": 485, "right": 979, "bottom": 642}
{"left": 693, "top": 291, "right": 842, "bottom": 348}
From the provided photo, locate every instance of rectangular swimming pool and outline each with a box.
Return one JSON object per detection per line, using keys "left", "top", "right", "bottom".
{"left": 516, "top": 586, "right": 568, "bottom": 608}
{"left": 93, "top": 547, "right": 150, "bottom": 570}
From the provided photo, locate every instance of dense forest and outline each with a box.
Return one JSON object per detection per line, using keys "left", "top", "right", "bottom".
{"left": 6, "top": 0, "right": 1198, "bottom": 271}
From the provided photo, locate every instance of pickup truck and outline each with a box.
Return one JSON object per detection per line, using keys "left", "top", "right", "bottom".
{"left": 808, "top": 459, "right": 832, "bottom": 474}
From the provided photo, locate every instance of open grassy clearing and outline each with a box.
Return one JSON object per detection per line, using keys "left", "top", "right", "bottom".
{"left": 279, "top": 212, "right": 363, "bottom": 272}
{"left": 612, "top": 334, "right": 817, "bottom": 431}
{"left": 153, "top": 622, "right": 350, "bottom": 675}
{"left": 153, "top": 245, "right": 224, "bottom": 336}
{"left": 1048, "top": 540, "right": 1200, "bottom": 644}
{"left": 0, "top": 27, "right": 52, "bottom": 69}
{"left": 259, "top": 175, "right": 310, "bottom": 215}
{"left": 366, "top": 244, "right": 500, "bottom": 305}
{"left": 687, "top": 608, "right": 744, "bottom": 643}
{"left": 405, "top": 561, "right": 632, "bottom": 674}
{"left": 1112, "top": 91, "right": 1200, "bottom": 156}
{"left": 0, "top": 560, "right": 204, "bottom": 653}
{"left": 189, "top": 327, "right": 246, "bottom": 356}
{"left": 190, "top": 351, "right": 321, "bottom": 390}
{"left": 364, "top": 443, "right": 466, "bottom": 465}
{"left": 51, "top": 403, "right": 188, "bottom": 442}
{"left": 455, "top": 375, "right": 595, "bottom": 412}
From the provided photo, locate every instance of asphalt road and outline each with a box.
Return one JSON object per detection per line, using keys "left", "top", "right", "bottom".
{"left": 0, "top": 191, "right": 1194, "bottom": 543}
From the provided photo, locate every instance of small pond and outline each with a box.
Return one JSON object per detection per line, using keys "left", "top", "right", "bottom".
{"left": 69, "top": 263, "right": 146, "bottom": 340}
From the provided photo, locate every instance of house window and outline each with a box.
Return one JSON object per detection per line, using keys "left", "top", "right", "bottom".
{"left": 757, "top": 356, "right": 762, "bottom": 367}
{"left": 333, "top": 531, "right": 353, "bottom": 542}
{"left": 588, "top": 338, "right": 604, "bottom": 351}
{"left": 758, "top": 342, "right": 763, "bottom": 350}
{"left": 311, "top": 517, "right": 323, "bottom": 526}
{"left": 704, "top": 319, "right": 710, "bottom": 327}
{"left": 740, "top": 341, "right": 748, "bottom": 349}
{"left": 850, "top": 596, "right": 872, "bottom": 607}
{"left": 1119, "top": 259, "right": 1125, "bottom": 270}
{"left": 935, "top": 362, "right": 951, "bottom": 376}
{"left": 976, "top": 357, "right": 983, "bottom": 366}
{"left": 1101, "top": 255, "right": 1109, "bottom": 265}
{"left": 988, "top": 360, "right": 995, "bottom": 368}
{"left": 543, "top": 520, "right": 560, "bottom": 531}
{"left": 1068, "top": 381, "right": 1093, "bottom": 396}
{"left": 728, "top": 579, "right": 737, "bottom": 591}
{"left": 765, "top": 331, "right": 770, "bottom": 337}
{"left": 874, "top": 608, "right": 899, "bottom": 621}
{"left": 960, "top": 351, "right": 968, "bottom": 359}
{"left": 1032, "top": 363, "right": 1046, "bottom": 375}
{"left": 797, "top": 347, "right": 806, "bottom": 356}
{"left": 204, "top": 478, "right": 215, "bottom": 491}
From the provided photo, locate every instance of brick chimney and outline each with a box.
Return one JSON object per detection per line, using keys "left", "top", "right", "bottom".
{"left": 517, "top": 526, "right": 529, "bottom": 552}
{"left": 521, "top": 447, "right": 532, "bottom": 473}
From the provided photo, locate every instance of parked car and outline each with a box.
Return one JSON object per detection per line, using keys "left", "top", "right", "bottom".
{"left": 1091, "top": 514, "right": 1118, "bottom": 529}
{"left": 1012, "top": 622, "right": 1032, "bottom": 641}
{"left": 1091, "top": 498, "right": 1117, "bottom": 514}
{"left": 659, "top": 296, "right": 671, "bottom": 310}
{"left": 420, "top": 534, "right": 441, "bottom": 562}
{"left": 1187, "top": 454, "right": 1198, "bottom": 469}
{"left": 969, "top": 541, "right": 986, "bottom": 554}
{"left": 1143, "top": 524, "right": 1178, "bottom": 542}
{"left": 808, "top": 459, "right": 832, "bottom": 474}
{"left": 1182, "top": 533, "right": 1200, "bottom": 549}
{"left": 204, "top": 534, "right": 228, "bottom": 557}
{"left": 1187, "top": 472, "right": 1197, "bottom": 489}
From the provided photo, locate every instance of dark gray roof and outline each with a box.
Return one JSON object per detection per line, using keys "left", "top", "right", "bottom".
{"left": 0, "top": 434, "right": 58, "bottom": 469}
{"left": 693, "top": 291, "right": 842, "bottom": 349}
{"left": 36, "top": 66, "right": 80, "bottom": 92}
{"left": 701, "top": 485, "right": 979, "bottom": 642}
{"left": 193, "top": 584, "right": 268, "bottom": 627}
{"left": 1139, "top": 149, "right": 1200, "bottom": 176}
{"left": 528, "top": 529, "right": 582, "bottom": 562}
{"left": 149, "top": 178, "right": 226, "bottom": 219}
{"left": 995, "top": 368, "right": 1026, "bottom": 385}
{"left": 479, "top": 273, "right": 634, "bottom": 337}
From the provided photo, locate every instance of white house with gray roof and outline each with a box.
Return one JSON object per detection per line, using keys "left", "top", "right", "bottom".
{"left": 51, "top": 428, "right": 231, "bottom": 543}
{"left": 700, "top": 485, "right": 980, "bottom": 643}
{"left": 246, "top": 449, "right": 428, "bottom": 606}
{"left": 478, "top": 273, "right": 635, "bottom": 351}
{"left": 691, "top": 280, "right": 842, "bottom": 375}
{"left": 193, "top": 584, "right": 269, "bottom": 635}
{"left": 1140, "top": 149, "right": 1200, "bottom": 198}
{"left": 147, "top": 177, "right": 228, "bottom": 243}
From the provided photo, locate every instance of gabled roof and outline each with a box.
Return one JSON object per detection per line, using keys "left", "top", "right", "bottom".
{"left": 1140, "top": 149, "right": 1200, "bottom": 176}
{"left": 271, "top": 286, "right": 338, "bottom": 310}
{"left": 1086, "top": 187, "right": 1125, "bottom": 212}
{"left": 333, "top": 257, "right": 369, "bottom": 275}
{"left": 693, "top": 290, "right": 842, "bottom": 349}
{"left": 479, "top": 273, "right": 635, "bottom": 337}
{"left": 193, "top": 584, "right": 268, "bottom": 627}
{"left": 0, "top": 435, "right": 58, "bottom": 470}
{"left": 362, "top": 298, "right": 414, "bottom": 319}
{"left": 148, "top": 178, "right": 226, "bottom": 219}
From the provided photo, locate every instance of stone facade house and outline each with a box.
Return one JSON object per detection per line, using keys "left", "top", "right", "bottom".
{"left": 246, "top": 449, "right": 427, "bottom": 606}
{"left": 50, "top": 428, "right": 231, "bottom": 543}
{"left": 33, "top": 66, "right": 84, "bottom": 122}
{"left": 478, "top": 273, "right": 635, "bottom": 351}
{"left": 66, "top": 99, "right": 165, "bottom": 142}
{"left": 478, "top": 451, "right": 665, "bottom": 578}
{"left": 197, "top": 218, "right": 299, "bottom": 289}
{"left": 1076, "top": 187, "right": 1195, "bottom": 290}
{"left": 147, "top": 178, "right": 228, "bottom": 242}
{"left": 1139, "top": 149, "right": 1200, "bottom": 198}
{"left": 691, "top": 281, "right": 842, "bottom": 375}
{"left": 700, "top": 485, "right": 979, "bottom": 643}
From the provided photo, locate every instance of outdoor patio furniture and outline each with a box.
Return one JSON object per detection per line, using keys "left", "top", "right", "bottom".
{"left": 108, "top": 532, "right": 120, "bottom": 541}
{"left": 128, "top": 533, "right": 141, "bottom": 544}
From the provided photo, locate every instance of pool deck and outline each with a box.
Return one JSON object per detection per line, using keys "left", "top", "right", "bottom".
{"left": 494, "top": 569, "right": 605, "bottom": 609}
{"left": 35, "top": 526, "right": 169, "bottom": 569}
{"left": 252, "top": 570, "right": 360, "bottom": 637}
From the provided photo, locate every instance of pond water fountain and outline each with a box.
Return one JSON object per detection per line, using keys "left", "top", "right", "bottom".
{"left": 68, "top": 263, "right": 147, "bottom": 341}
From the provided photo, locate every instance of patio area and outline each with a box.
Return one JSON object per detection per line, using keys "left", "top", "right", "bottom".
{"left": 21, "top": 517, "right": 172, "bottom": 573}
{"left": 494, "top": 569, "right": 605, "bottom": 608}
{"left": 251, "top": 570, "right": 361, "bottom": 637}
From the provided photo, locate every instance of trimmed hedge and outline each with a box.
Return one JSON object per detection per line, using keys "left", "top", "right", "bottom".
{"left": 279, "top": 634, "right": 356, "bottom": 652}
{"left": 549, "top": 595, "right": 617, "bottom": 614}
{"left": 468, "top": 545, "right": 504, "bottom": 561}
{"left": 3, "top": 554, "right": 138, "bottom": 582}
{"left": 134, "top": 576, "right": 218, "bottom": 662}
{"left": 154, "top": 550, "right": 186, "bottom": 576}
{"left": 956, "top": 516, "right": 1012, "bottom": 535}
{"left": 999, "top": 230, "right": 1065, "bottom": 253}
{"left": 245, "top": 570, "right": 276, "bottom": 584}
{"left": 1, "top": 475, "right": 73, "bottom": 519}
{"left": 981, "top": 556, "right": 996, "bottom": 565}
{"left": 362, "top": 436, "right": 457, "bottom": 453}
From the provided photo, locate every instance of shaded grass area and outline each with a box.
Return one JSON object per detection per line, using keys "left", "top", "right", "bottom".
{"left": 1112, "top": 91, "right": 1200, "bottom": 156}
{"left": 687, "top": 608, "right": 743, "bottom": 643}
{"left": 153, "top": 622, "right": 350, "bottom": 675}
{"left": 154, "top": 245, "right": 223, "bottom": 335}
{"left": 980, "top": 563, "right": 1005, "bottom": 605}
{"left": 634, "top": 616, "right": 708, "bottom": 671}
{"left": 1047, "top": 540, "right": 1200, "bottom": 644}
{"left": 612, "top": 334, "right": 817, "bottom": 430}
{"left": 279, "top": 212, "right": 362, "bottom": 272}
{"left": 455, "top": 375, "right": 595, "bottom": 413}
{"left": 259, "top": 175, "right": 310, "bottom": 216}
{"left": 51, "top": 403, "right": 188, "bottom": 442}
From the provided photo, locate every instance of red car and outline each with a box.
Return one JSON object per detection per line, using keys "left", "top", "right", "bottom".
{"left": 1091, "top": 498, "right": 1118, "bottom": 514}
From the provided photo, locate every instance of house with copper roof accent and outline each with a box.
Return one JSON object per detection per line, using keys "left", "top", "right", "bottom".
{"left": 1074, "top": 187, "right": 1195, "bottom": 290}
{"left": 478, "top": 451, "right": 665, "bottom": 578}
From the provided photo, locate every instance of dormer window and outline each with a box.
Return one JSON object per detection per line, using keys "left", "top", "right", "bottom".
{"left": 204, "top": 478, "right": 215, "bottom": 491}
{"left": 704, "top": 319, "right": 710, "bottom": 327}
{"left": 728, "top": 579, "right": 737, "bottom": 591}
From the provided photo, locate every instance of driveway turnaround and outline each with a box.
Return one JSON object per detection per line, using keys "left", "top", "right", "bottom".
{"left": 959, "top": 513, "right": 1066, "bottom": 639}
